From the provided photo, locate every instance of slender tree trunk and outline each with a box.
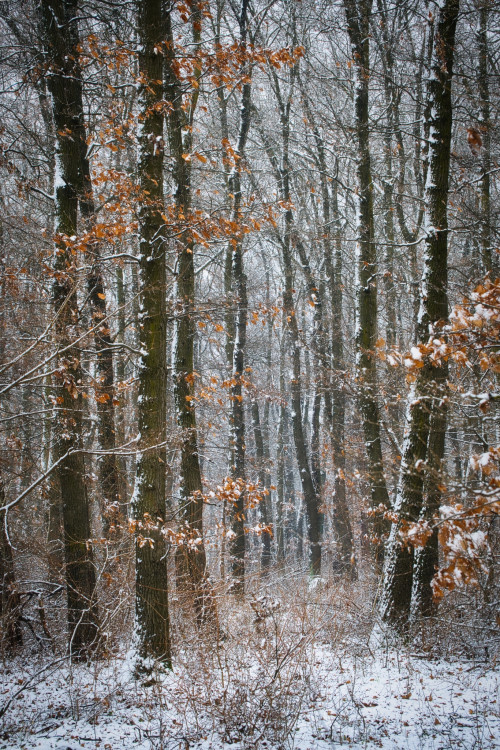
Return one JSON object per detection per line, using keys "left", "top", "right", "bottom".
{"left": 276, "top": 337, "right": 287, "bottom": 565}
{"left": 477, "top": 0, "right": 494, "bottom": 274}
{"left": 133, "top": 0, "right": 170, "bottom": 666}
{"left": 165, "top": 5, "right": 214, "bottom": 622}
{"left": 224, "top": 0, "right": 252, "bottom": 594}
{"left": 0, "top": 478, "right": 22, "bottom": 650}
{"left": 381, "top": 0, "right": 459, "bottom": 627}
{"left": 282, "top": 231, "right": 322, "bottom": 574}
{"left": 251, "top": 400, "right": 272, "bottom": 572}
{"left": 329, "top": 179, "right": 356, "bottom": 578}
{"left": 40, "top": 0, "right": 99, "bottom": 659}
{"left": 344, "top": 0, "right": 390, "bottom": 567}
{"left": 80, "top": 169, "right": 121, "bottom": 533}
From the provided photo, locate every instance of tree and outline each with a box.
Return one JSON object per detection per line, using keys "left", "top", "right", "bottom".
{"left": 226, "top": 0, "right": 252, "bottom": 594}
{"left": 343, "top": 0, "right": 390, "bottom": 567}
{"left": 165, "top": 0, "right": 215, "bottom": 622}
{"left": 133, "top": 0, "right": 171, "bottom": 667}
{"left": 39, "top": 0, "right": 100, "bottom": 659}
{"left": 381, "top": 0, "right": 460, "bottom": 626}
{"left": 0, "top": 474, "right": 22, "bottom": 650}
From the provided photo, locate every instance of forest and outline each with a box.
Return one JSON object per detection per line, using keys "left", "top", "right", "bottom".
{"left": 0, "top": 0, "right": 499, "bottom": 747}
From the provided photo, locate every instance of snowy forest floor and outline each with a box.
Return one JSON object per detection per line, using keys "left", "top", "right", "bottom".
{"left": 1, "top": 573, "right": 499, "bottom": 750}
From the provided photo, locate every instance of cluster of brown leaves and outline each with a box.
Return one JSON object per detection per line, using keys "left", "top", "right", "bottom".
{"left": 206, "top": 477, "right": 269, "bottom": 513}
{"left": 432, "top": 496, "right": 494, "bottom": 600}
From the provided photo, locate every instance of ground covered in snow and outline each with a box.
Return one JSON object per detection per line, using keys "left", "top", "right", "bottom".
{"left": 1, "top": 580, "right": 499, "bottom": 749}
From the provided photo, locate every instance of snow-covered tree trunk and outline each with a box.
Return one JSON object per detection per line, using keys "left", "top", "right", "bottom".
{"left": 477, "top": 0, "right": 494, "bottom": 275}
{"left": 381, "top": 0, "right": 460, "bottom": 627}
{"left": 80, "top": 160, "right": 121, "bottom": 534}
{"left": 222, "top": 0, "right": 252, "bottom": 595}
{"left": 251, "top": 399, "right": 272, "bottom": 573}
{"left": 325, "top": 176, "right": 356, "bottom": 579}
{"left": 282, "top": 201, "right": 322, "bottom": 575}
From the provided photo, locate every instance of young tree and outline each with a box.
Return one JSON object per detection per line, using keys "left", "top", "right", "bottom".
{"left": 226, "top": 0, "right": 252, "bottom": 594}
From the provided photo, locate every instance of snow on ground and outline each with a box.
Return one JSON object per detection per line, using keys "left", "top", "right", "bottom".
{"left": 0, "top": 643, "right": 498, "bottom": 750}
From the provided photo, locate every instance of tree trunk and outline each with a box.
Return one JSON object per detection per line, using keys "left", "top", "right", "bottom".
{"left": 477, "top": 0, "right": 494, "bottom": 275}
{"left": 165, "top": 4, "right": 214, "bottom": 622}
{"left": 282, "top": 225, "right": 322, "bottom": 575}
{"left": 224, "top": 0, "right": 252, "bottom": 595}
{"left": 251, "top": 400, "right": 272, "bottom": 573}
{"left": 0, "top": 478, "right": 22, "bottom": 650}
{"left": 80, "top": 167, "right": 121, "bottom": 534}
{"left": 344, "top": 0, "right": 390, "bottom": 567}
{"left": 257, "top": 63, "right": 322, "bottom": 575}
{"left": 133, "top": 0, "right": 170, "bottom": 667}
{"left": 39, "top": 0, "right": 99, "bottom": 659}
{"left": 381, "top": 0, "right": 459, "bottom": 627}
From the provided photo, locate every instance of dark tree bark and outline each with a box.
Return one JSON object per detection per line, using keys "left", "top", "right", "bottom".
{"left": 0, "top": 478, "right": 22, "bottom": 650}
{"left": 39, "top": 0, "right": 99, "bottom": 659}
{"left": 166, "top": 3, "right": 215, "bottom": 622}
{"left": 477, "top": 0, "right": 494, "bottom": 275}
{"left": 381, "top": 0, "right": 460, "bottom": 627}
{"left": 223, "top": 0, "right": 252, "bottom": 594}
{"left": 344, "top": 0, "right": 390, "bottom": 567}
{"left": 133, "top": 0, "right": 170, "bottom": 666}
{"left": 251, "top": 399, "right": 272, "bottom": 572}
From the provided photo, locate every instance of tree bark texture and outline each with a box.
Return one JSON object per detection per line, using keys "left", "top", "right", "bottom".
{"left": 40, "top": 0, "right": 99, "bottom": 659}
{"left": 133, "top": 0, "right": 171, "bottom": 666}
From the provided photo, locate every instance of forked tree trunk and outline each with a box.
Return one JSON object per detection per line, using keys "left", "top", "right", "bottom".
{"left": 282, "top": 224, "right": 322, "bottom": 575}
{"left": 381, "top": 0, "right": 459, "bottom": 627}
{"left": 257, "top": 61, "right": 322, "bottom": 575}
